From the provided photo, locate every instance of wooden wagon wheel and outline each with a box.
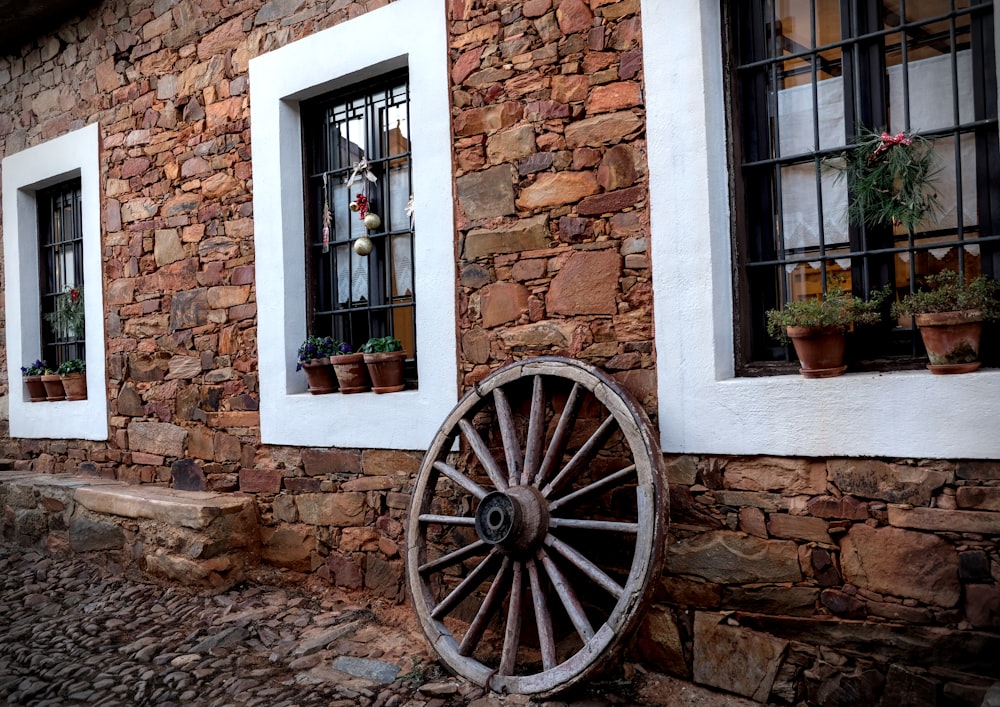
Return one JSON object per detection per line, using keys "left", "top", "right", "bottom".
{"left": 405, "top": 357, "right": 668, "bottom": 697}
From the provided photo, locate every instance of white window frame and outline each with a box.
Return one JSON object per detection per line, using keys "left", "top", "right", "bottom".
{"left": 2, "top": 123, "right": 108, "bottom": 440}
{"left": 250, "top": 0, "right": 458, "bottom": 450}
{"left": 642, "top": 0, "right": 1000, "bottom": 459}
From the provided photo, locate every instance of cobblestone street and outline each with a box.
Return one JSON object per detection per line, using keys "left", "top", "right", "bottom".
{"left": 0, "top": 543, "right": 751, "bottom": 707}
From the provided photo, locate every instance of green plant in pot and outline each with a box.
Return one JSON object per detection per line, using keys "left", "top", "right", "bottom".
{"left": 330, "top": 341, "right": 370, "bottom": 394}
{"left": 56, "top": 359, "right": 87, "bottom": 400}
{"left": 21, "top": 359, "right": 48, "bottom": 402}
{"left": 296, "top": 335, "right": 340, "bottom": 394}
{"left": 360, "top": 336, "right": 406, "bottom": 393}
{"left": 892, "top": 269, "right": 999, "bottom": 374}
{"left": 767, "top": 286, "right": 887, "bottom": 378}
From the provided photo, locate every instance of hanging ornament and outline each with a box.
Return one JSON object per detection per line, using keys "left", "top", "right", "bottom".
{"left": 364, "top": 212, "right": 381, "bottom": 231}
{"left": 347, "top": 157, "right": 378, "bottom": 187}
{"left": 321, "top": 174, "right": 332, "bottom": 253}
{"left": 353, "top": 235, "right": 373, "bottom": 256}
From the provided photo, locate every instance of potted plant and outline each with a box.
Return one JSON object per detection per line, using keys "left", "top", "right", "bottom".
{"left": 892, "top": 269, "right": 999, "bottom": 374}
{"left": 360, "top": 336, "right": 406, "bottom": 393}
{"left": 21, "top": 359, "right": 48, "bottom": 402}
{"left": 296, "top": 335, "right": 340, "bottom": 394}
{"left": 767, "top": 286, "right": 887, "bottom": 378}
{"left": 57, "top": 359, "right": 87, "bottom": 400}
{"left": 330, "top": 342, "right": 370, "bottom": 394}
{"left": 44, "top": 284, "right": 85, "bottom": 339}
{"left": 40, "top": 366, "right": 66, "bottom": 401}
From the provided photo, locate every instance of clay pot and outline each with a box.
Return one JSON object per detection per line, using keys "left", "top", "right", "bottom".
{"left": 41, "top": 373, "right": 66, "bottom": 401}
{"left": 24, "top": 376, "right": 46, "bottom": 402}
{"left": 786, "top": 325, "right": 847, "bottom": 378}
{"left": 61, "top": 373, "right": 88, "bottom": 401}
{"left": 301, "top": 360, "right": 337, "bottom": 394}
{"left": 363, "top": 351, "right": 406, "bottom": 393}
{"left": 331, "top": 353, "right": 370, "bottom": 393}
{"left": 914, "top": 309, "right": 983, "bottom": 374}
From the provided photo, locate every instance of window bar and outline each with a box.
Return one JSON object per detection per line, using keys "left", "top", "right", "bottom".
{"left": 948, "top": 7, "right": 967, "bottom": 276}
{"left": 767, "top": 1, "right": 791, "bottom": 309}
{"left": 807, "top": 0, "right": 830, "bottom": 296}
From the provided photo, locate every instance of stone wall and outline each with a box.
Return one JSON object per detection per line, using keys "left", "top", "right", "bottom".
{"left": 646, "top": 455, "right": 1000, "bottom": 704}
{"left": 0, "top": 0, "right": 998, "bottom": 704}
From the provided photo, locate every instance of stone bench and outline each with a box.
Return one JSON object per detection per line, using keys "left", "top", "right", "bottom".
{"left": 0, "top": 470, "right": 259, "bottom": 591}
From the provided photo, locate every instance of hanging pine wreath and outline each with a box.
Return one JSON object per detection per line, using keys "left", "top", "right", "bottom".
{"left": 834, "top": 127, "right": 940, "bottom": 233}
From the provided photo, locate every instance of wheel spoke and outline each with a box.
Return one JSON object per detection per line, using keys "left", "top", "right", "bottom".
{"left": 533, "top": 382, "right": 583, "bottom": 488}
{"left": 499, "top": 560, "right": 524, "bottom": 676}
{"left": 459, "top": 557, "right": 511, "bottom": 656}
{"left": 527, "top": 558, "right": 557, "bottom": 671}
{"left": 537, "top": 548, "right": 594, "bottom": 643}
{"left": 433, "top": 460, "right": 489, "bottom": 500}
{"left": 521, "top": 375, "right": 546, "bottom": 485}
{"left": 493, "top": 387, "right": 523, "bottom": 488}
{"left": 418, "top": 539, "right": 489, "bottom": 576}
{"left": 544, "top": 535, "right": 623, "bottom": 600}
{"left": 458, "top": 418, "right": 509, "bottom": 491}
{"left": 548, "top": 518, "right": 638, "bottom": 533}
{"left": 540, "top": 415, "right": 617, "bottom": 498}
{"left": 548, "top": 464, "right": 636, "bottom": 512}
{"left": 431, "top": 549, "right": 502, "bottom": 620}
{"left": 418, "top": 513, "right": 476, "bottom": 527}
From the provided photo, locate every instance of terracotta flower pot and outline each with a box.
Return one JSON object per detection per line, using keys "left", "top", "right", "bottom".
{"left": 24, "top": 376, "right": 47, "bottom": 402}
{"left": 914, "top": 309, "right": 983, "bottom": 374}
{"left": 301, "top": 360, "right": 337, "bottom": 394}
{"left": 786, "top": 325, "right": 847, "bottom": 378}
{"left": 363, "top": 351, "right": 406, "bottom": 393}
{"left": 61, "top": 372, "right": 88, "bottom": 401}
{"left": 331, "top": 353, "right": 370, "bottom": 393}
{"left": 41, "top": 373, "right": 66, "bottom": 401}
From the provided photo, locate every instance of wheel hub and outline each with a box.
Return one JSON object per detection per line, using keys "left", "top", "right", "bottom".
{"left": 474, "top": 485, "right": 549, "bottom": 555}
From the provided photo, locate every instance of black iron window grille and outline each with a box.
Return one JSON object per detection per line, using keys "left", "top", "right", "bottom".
{"left": 302, "top": 69, "right": 416, "bottom": 380}
{"left": 729, "top": 0, "right": 998, "bottom": 372}
{"left": 38, "top": 178, "right": 85, "bottom": 366}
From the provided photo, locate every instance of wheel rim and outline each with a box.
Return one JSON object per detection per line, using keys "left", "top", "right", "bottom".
{"left": 405, "top": 357, "right": 668, "bottom": 697}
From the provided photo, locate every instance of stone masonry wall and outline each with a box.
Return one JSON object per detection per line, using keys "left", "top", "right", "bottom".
{"left": 0, "top": 0, "right": 998, "bottom": 704}
{"left": 646, "top": 455, "right": 1000, "bottom": 705}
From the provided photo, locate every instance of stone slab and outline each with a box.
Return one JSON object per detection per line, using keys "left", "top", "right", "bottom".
{"left": 74, "top": 485, "right": 254, "bottom": 530}
{"left": 888, "top": 505, "right": 1000, "bottom": 535}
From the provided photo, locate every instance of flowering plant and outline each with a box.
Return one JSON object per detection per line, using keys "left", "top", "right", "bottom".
{"left": 331, "top": 342, "right": 354, "bottom": 357}
{"left": 44, "top": 284, "right": 85, "bottom": 335}
{"left": 296, "top": 335, "right": 343, "bottom": 370}
{"left": 833, "top": 127, "right": 939, "bottom": 232}
{"left": 21, "top": 359, "right": 48, "bottom": 377}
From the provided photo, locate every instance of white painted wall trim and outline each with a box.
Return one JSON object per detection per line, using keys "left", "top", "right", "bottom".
{"left": 250, "top": 0, "right": 458, "bottom": 450}
{"left": 2, "top": 123, "right": 108, "bottom": 440}
{"left": 643, "top": 0, "right": 1000, "bottom": 459}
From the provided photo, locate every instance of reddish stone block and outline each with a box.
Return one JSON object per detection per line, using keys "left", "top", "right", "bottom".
{"left": 576, "top": 185, "right": 644, "bottom": 215}
{"left": 283, "top": 477, "right": 322, "bottom": 492}
{"left": 239, "top": 467, "right": 283, "bottom": 493}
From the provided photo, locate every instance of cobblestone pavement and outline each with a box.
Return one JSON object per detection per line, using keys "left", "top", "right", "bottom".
{"left": 0, "top": 543, "right": 751, "bottom": 707}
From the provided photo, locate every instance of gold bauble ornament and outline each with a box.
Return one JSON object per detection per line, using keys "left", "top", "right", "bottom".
{"left": 353, "top": 235, "right": 373, "bottom": 256}
{"left": 349, "top": 201, "right": 360, "bottom": 212}
{"left": 363, "top": 212, "right": 382, "bottom": 230}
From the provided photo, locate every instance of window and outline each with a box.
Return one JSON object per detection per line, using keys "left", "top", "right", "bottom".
{"left": 249, "top": 0, "right": 457, "bottom": 450}
{"left": 303, "top": 71, "right": 417, "bottom": 381}
{"left": 642, "top": 0, "right": 1000, "bottom": 458}
{"left": 2, "top": 123, "right": 107, "bottom": 440}
{"left": 38, "top": 179, "right": 86, "bottom": 367}
{"left": 730, "top": 0, "right": 998, "bottom": 372}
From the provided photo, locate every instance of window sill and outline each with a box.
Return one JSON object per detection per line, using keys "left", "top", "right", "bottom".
{"left": 261, "top": 386, "right": 445, "bottom": 450}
